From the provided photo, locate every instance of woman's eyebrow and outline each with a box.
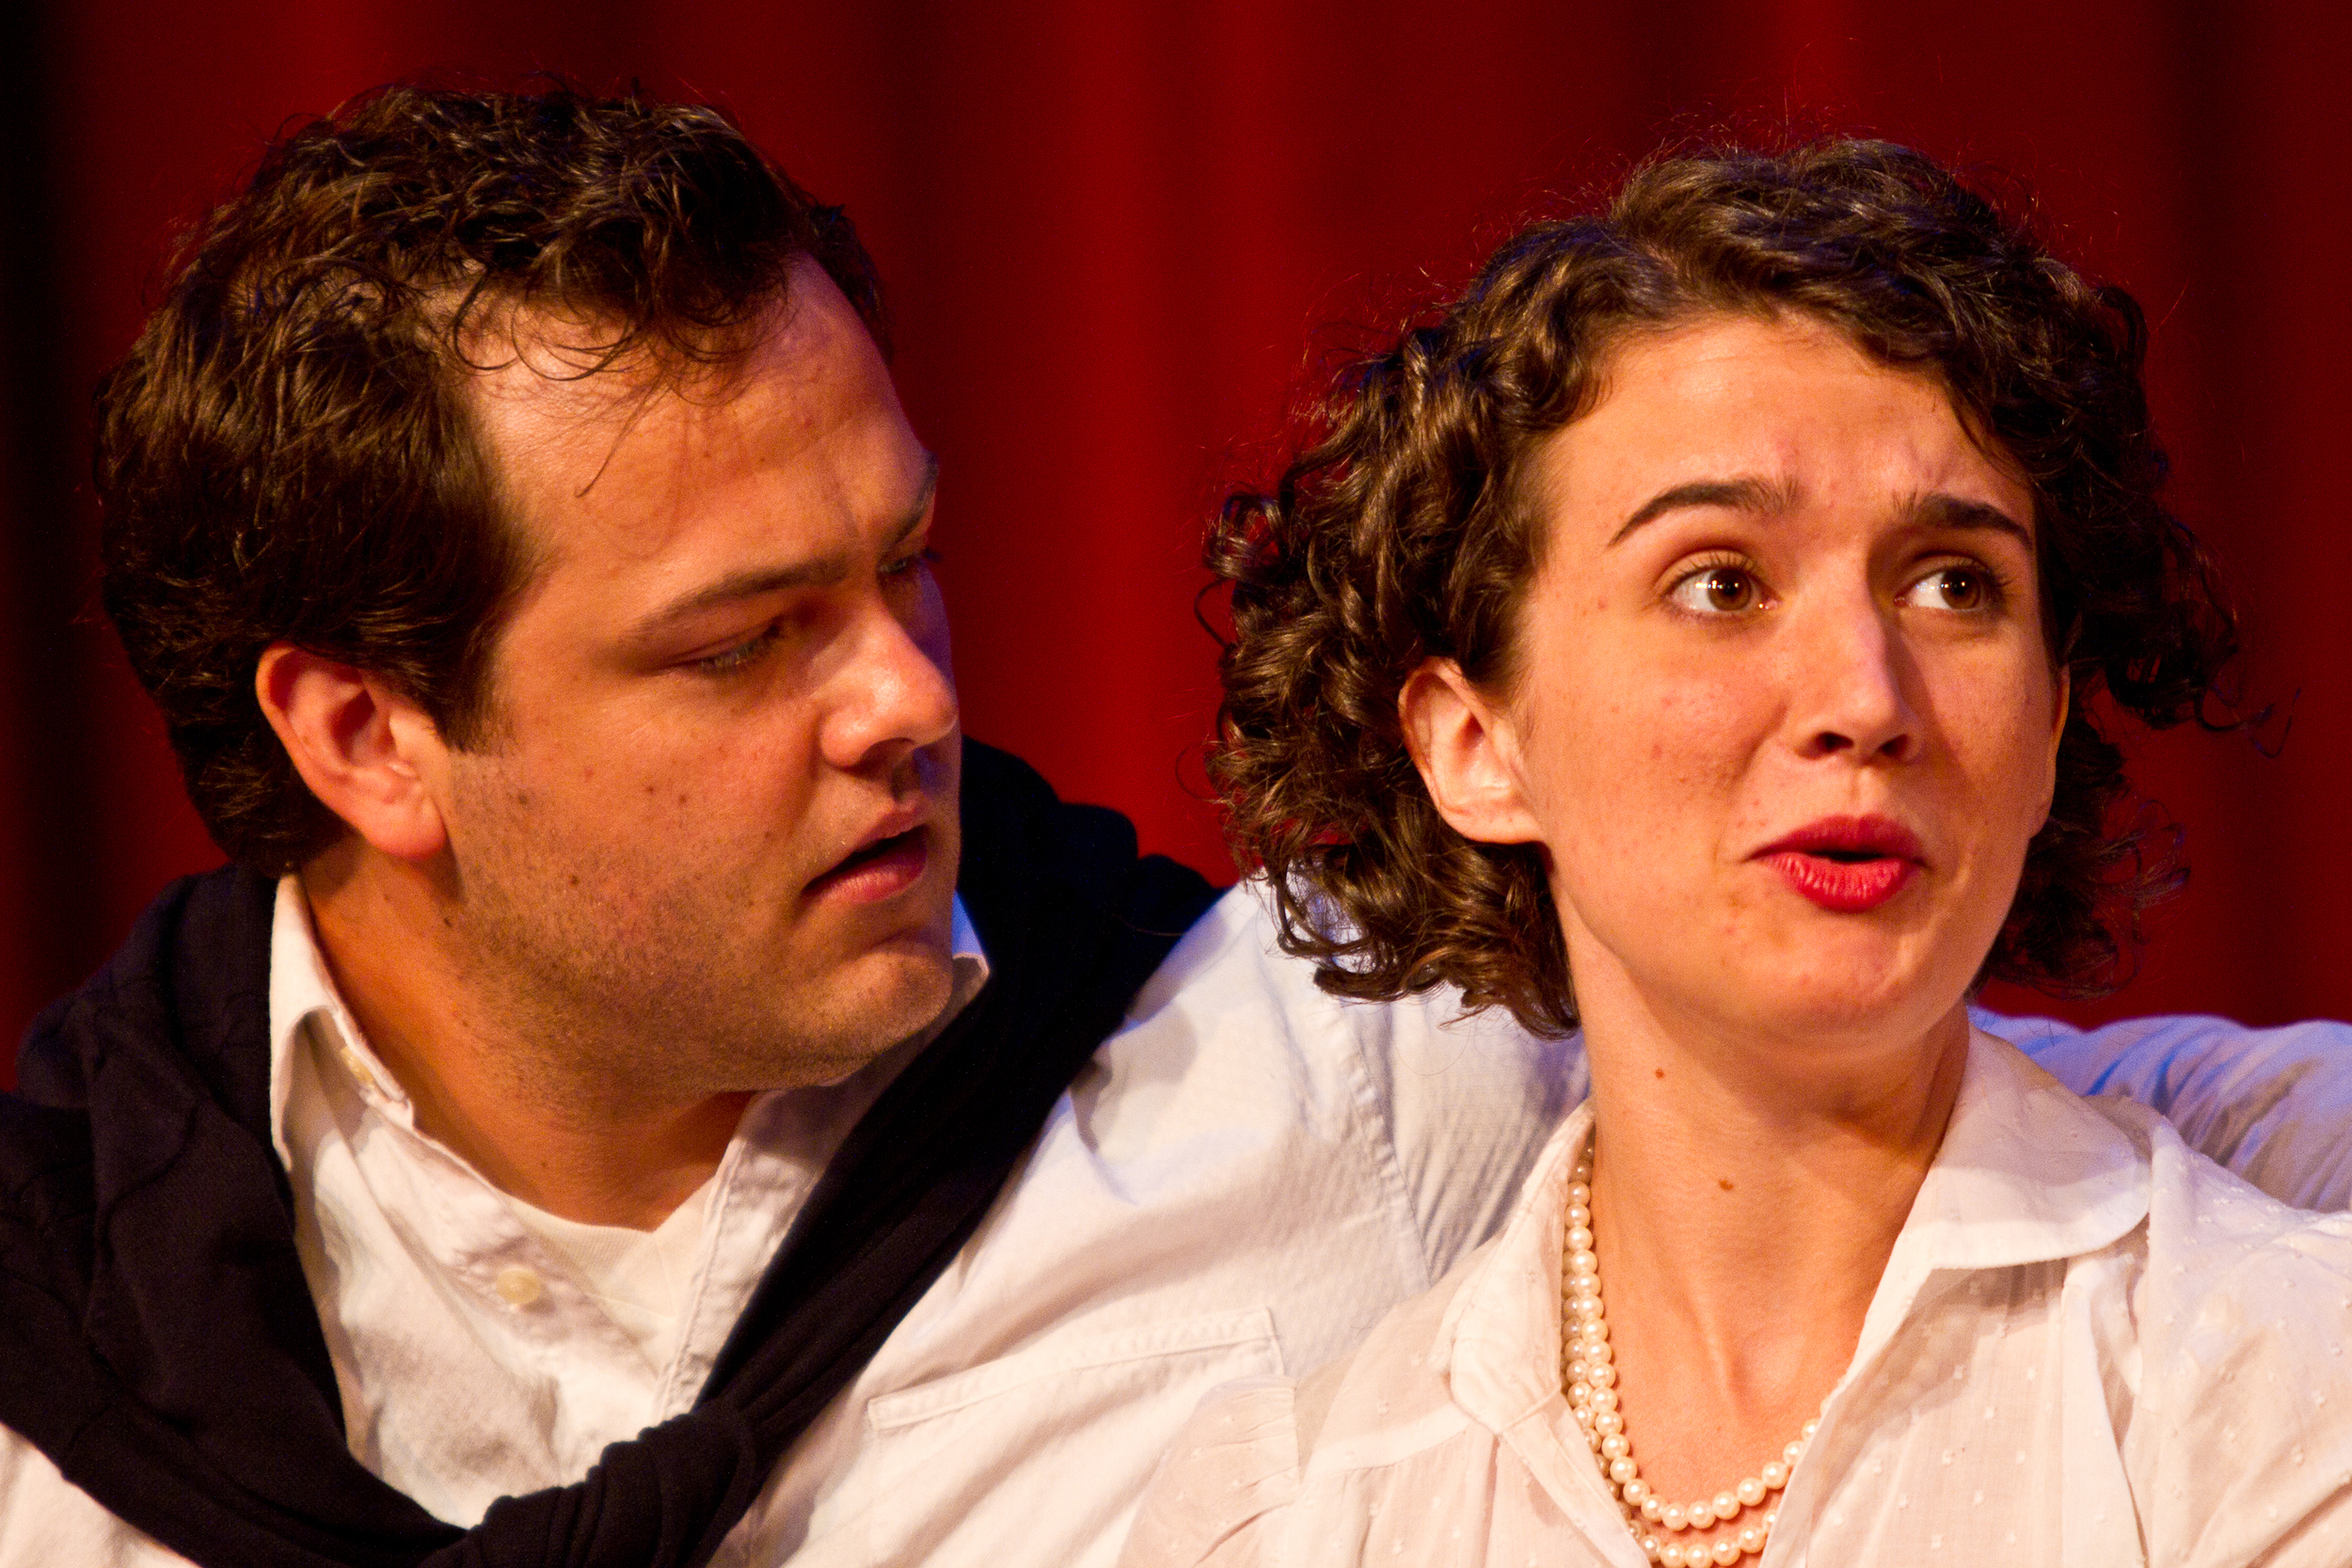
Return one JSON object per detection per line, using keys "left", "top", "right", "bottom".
{"left": 1604, "top": 481, "right": 2032, "bottom": 549}
{"left": 1911, "top": 492, "right": 2031, "bottom": 546}
{"left": 1608, "top": 476, "right": 1795, "bottom": 546}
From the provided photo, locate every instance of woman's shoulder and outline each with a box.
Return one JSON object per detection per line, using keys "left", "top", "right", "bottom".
{"left": 2074, "top": 1088, "right": 2352, "bottom": 1275}
{"left": 2061, "top": 1099, "right": 2352, "bottom": 1565}
{"left": 2047, "top": 1082, "right": 2352, "bottom": 1372}
{"left": 1957, "top": 1033, "right": 2351, "bottom": 1283}
{"left": 1295, "top": 1246, "right": 1491, "bottom": 1460}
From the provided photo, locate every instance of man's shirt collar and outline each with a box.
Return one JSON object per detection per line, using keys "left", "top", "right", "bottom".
{"left": 265, "top": 872, "right": 990, "bottom": 1168}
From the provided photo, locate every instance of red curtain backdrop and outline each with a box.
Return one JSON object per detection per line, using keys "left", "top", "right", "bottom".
{"left": 5, "top": 1, "right": 2349, "bottom": 1071}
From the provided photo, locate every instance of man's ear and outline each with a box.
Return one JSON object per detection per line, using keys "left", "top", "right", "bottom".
{"left": 255, "top": 643, "right": 450, "bottom": 862}
{"left": 1397, "top": 657, "right": 1543, "bottom": 846}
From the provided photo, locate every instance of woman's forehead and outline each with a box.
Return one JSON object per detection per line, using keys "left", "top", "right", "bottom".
{"left": 1531, "top": 313, "right": 2033, "bottom": 546}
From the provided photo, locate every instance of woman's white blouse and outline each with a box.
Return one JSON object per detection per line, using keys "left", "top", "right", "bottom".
{"left": 1120, "top": 1030, "right": 2352, "bottom": 1568}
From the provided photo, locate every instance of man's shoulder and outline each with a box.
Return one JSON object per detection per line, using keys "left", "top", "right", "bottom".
{"left": 1111, "top": 880, "right": 1579, "bottom": 1104}
{"left": 956, "top": 739, "right": 1218, "bottom": 934}
{"left": 1073, "top": 880, "right": 1580, "bottom": 1291}
{"left": 12, "top": 864, "right": 276, "bottom": 1118}
{"left": 1115, "top": 883, "right": 1331, "bottom": 1048}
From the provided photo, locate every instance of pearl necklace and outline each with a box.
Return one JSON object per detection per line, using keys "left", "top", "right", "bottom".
{"left": 1559, "top": 1143, "right": 1817, "bottom": 1568}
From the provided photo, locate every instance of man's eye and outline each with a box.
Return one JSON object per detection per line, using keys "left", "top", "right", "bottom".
{"left": 1666, "top": 564, "right": 1761, "bottom": 615}
{"left": 691, "top": 625, "right": 782, "bottom": 675}
{"left": 1903, "top": 565, "right": 1997, "bottom": 612}
{"left": 883, "top": 546, "right": 943, "bottom": 581}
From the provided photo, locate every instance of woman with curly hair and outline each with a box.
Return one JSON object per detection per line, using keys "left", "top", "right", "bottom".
{"left": 1119, "top": 141, "right": 2352, "bottom": 1567}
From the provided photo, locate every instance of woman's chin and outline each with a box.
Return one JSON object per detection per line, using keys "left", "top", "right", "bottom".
{"left": 1738, "top": 987, "right": 1969, "bottom": 1054}
{"left": 1654, "top": 927, "right": 1977, "bottom": 1053}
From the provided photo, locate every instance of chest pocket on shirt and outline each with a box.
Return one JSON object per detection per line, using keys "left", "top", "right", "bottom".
{"left": 854, "top": 1308, "right": 1283, "bottom": 1568}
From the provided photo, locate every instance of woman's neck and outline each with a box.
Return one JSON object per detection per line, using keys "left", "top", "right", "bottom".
{"left": 1567, "top": 952, "right": 1973, "bottom": 1508}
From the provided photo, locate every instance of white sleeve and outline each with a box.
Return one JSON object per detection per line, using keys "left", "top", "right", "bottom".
{"left": 0, "top": 1427, "right": 196, "bottom": 1566}
{"left": 1979, "top": 1008, "right": 2352, "bottom": 1210}
{"left": 1213, "top": 880, "right": 1586, "bottom": 1286}
{"left": 1344, "top": 974, "right": 1586, "bottom": 1281}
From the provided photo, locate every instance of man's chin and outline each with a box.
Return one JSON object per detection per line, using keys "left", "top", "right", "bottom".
{"left": 861, "top": 940, "right": 961, "bottom": 1035}
{"left": 746, "top": 942, "right": 961, "bottom": 1091}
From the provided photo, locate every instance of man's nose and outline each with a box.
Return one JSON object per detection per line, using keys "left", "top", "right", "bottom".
{"left": 1787, "top": 594, "right": 1918, "bottom": 765}
{"left": 824, "top": 601, "right": 960, "bottom": 771}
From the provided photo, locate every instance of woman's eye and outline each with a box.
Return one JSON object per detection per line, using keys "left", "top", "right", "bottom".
{"left": 1667, "top": 564, "right": 1761, "bottom": 615}
{"left": 1904, "top": 565, "right": 1994, "bottom": 612}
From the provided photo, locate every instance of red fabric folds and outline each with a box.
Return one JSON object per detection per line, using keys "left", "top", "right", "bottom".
{"left": 5, "top": 2, "right": 2348, "bottom": 1072}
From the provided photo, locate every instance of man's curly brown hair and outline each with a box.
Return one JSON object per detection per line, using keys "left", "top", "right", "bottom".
{"left": 1209, "top": 139, "right": 2239, "bottom": 1038}
{"left": 96, "top": 81, "right": 884, "bottom": 872}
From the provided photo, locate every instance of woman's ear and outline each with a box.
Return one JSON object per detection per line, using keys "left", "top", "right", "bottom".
{"left": 2041, "top": 660, "right": 2072, "bottom": 822}
{"left": 255, "top": 643, "right": 451, "bottom": 862}
{"left": 1398, "top": 657, "right": 1545, "bottom": 845}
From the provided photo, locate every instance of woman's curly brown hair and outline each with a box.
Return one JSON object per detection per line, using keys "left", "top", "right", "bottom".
{"left": 97, "top": 80, "right": 883, "bottom": 872}
{"left": 1209, "top": 139, "right": 2239, "bottom": 1037}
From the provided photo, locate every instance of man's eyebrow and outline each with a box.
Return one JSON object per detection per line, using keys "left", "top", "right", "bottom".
{"left": 625, "top": 451, "right": 941, "bottom": 645}
{"left": 1608, "top": 477, "right": 1794, "bottom": 546}
{"left": 888, "top": 451, "right": 942, "bottom": 549}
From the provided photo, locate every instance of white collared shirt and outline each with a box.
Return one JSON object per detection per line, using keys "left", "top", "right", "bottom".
{"left": 264, "top": 875, "right": 996, "bottom": 1519}
{"left": 0, "top": 881, "right": 1581, "bottom": 1565}
{"left": 1120, "top": 1030, "right": 2352, "bottom": 1568}
{"left": 8, "top": 886, "right": 2352, "bottom": 1568}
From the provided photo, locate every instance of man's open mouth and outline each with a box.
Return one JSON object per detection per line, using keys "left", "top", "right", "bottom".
{"left": 806, "top": 826, "right": 930, "bottom": 902}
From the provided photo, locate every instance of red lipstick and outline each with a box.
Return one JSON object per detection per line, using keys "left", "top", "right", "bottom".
{"left": 1755, "top": 815, "right": 1923, "bottom": 913}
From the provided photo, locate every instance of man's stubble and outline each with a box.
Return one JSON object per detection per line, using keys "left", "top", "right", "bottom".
{"left": 433, "top": 752, "right": 961, "bottom": 1123}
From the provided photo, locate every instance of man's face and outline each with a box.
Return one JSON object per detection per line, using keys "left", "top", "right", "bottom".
{"left": 431, "top": 263, "right": 961, "bottom": 1103}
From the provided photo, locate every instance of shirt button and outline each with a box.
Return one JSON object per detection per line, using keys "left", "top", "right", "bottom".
{"left": 493, "top": 1266, "right": 544, "bottom": 1307}
{"left": 337, "top": 1045, "right": 381, "bottom": 1097}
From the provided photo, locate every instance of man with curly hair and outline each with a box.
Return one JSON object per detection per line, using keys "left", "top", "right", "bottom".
{"left": 0, "top": 84, "right": 2346, "bottom": 1568}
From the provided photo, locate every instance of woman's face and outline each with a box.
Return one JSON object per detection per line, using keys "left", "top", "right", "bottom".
{"left": 1406, "top": 311, "right": 2064, "bottom": 1049}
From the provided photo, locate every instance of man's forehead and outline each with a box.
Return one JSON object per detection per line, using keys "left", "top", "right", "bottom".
{"left": 453, "top": 284, "right": 927, "bottom": 674}
{"left": 459, "top": 270, "right": 907, "bottom": 547}
{"left": 462, "top": 283, "right": 863, "bottom": 473}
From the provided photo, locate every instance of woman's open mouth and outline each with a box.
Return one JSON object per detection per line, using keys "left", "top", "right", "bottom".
{"left": 1756, "top": 816, "right": 1924, "bottom": 913}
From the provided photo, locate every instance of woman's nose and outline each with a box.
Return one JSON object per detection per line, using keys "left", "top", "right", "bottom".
{"left": 1788, "top": 597, "right": 1918, "bottom": 765}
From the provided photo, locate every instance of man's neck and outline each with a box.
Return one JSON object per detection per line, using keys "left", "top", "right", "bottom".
{"left": 299, "top": 847, "right": 749, "bottom": 1229}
